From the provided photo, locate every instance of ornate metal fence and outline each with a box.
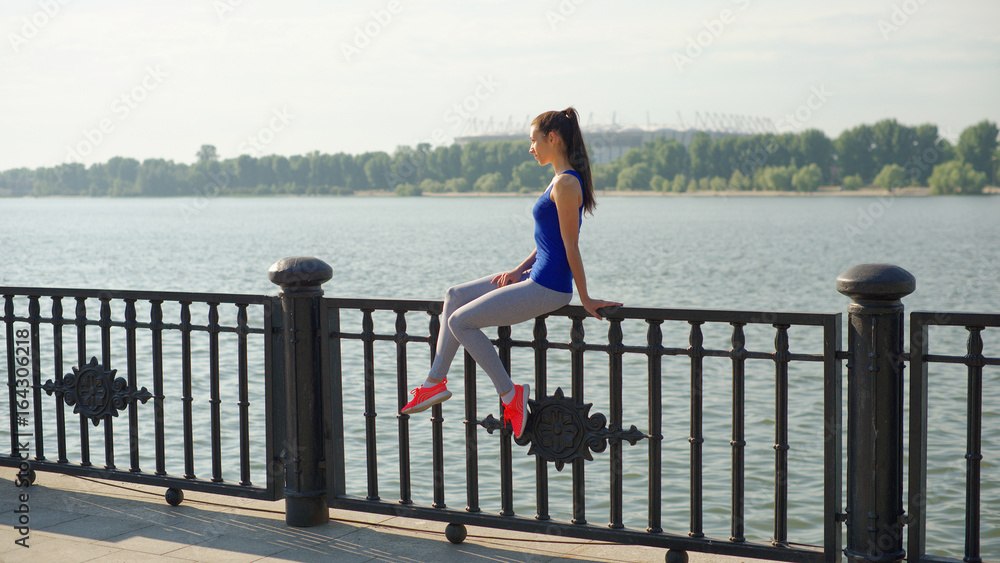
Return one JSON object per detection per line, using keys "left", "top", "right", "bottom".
{"left": 0, "top": 288, "right": 281, "bottom": 502}
{"left": 307, "top": 287, "right": 843, "bottom": 562}
{"left": 2, "top": 259, "right": 992, "bottom": 563}
{"left": 908, "top": 312, "right": 999, "bottom": 563}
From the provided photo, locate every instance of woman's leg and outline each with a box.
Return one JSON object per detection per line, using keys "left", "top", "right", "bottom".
{"left": 426, "top": 273, "right": 500, "bottom": 381}
{"left": 447, "top": 280, "right": 571, "bottom": 396}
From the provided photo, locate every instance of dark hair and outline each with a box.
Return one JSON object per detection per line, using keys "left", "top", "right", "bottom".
{"left": 531, "top": 107, "right": 595, "bottom": 215}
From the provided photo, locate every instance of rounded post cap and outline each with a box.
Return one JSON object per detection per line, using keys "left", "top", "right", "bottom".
{"left": 268, "top": 257, "right": 332, "bottom": 290}
{"left": 836, "top": 263, "right": 915, "bottom": 302}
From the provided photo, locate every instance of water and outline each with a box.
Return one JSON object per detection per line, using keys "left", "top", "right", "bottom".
{"left": 1, "top": 195, "right": 997, "bottom": 558}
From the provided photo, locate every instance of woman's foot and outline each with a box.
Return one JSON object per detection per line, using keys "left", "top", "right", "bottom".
{"left": 401, "top": 378, "right": 452, "bottom": 414}
{"left": 502, "top": 383, "right": 530, "bottom": 438}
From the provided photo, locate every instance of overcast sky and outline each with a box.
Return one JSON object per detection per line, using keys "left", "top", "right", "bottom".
{"left": 2, "top": 0, "right": 997, "bottom": 170}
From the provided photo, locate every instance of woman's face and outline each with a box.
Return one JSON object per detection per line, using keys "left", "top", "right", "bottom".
{"left": 529, "top": 126, "right": 559, "bottom": 166}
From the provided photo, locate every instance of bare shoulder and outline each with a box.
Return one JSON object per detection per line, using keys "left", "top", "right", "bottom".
{"left": 550, "top": 173, "right": 583, "bottom": 205}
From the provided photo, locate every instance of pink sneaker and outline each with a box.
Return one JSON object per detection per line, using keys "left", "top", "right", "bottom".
{"left": 401, "top": 378, "right": 452, "bottom": 415}
{"left": 502, "top": 383, "right": 530, "bottom": 438}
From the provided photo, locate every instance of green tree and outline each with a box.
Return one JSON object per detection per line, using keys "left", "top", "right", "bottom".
{"left": 196, "top": 144, "right": 218, "bottom": 163}
{"left": 510, "top": 160, "right": 550, "bottom": 192}
{"left": 872, "top": 164, "right": 907, "bottom": 190}
{"left": 907, "top": 124, "right": 942, "bottom": 184}
{"left": 928, "top": 160, "right": 987, "bottom": 194}
{"left": 870, "top": 119, "right": 916, "bottom": 172}
{"left": 617, "top": 163, "right": 653, "bottom": 191}
{"left": 648, "top": 138, "right": 688, "bottom": 180}
{"left": 620, "top": 147, "right": 644, "bottom": 167}
{"left": 592, "top": 162, "right": 620, "bottom": 190}
{"left": 650, "top": 174, "right": 667, "bottom": 192}
{"left": 445, "top": 177, "right": 470, "bottom": 192}
{"left": 797, "top": 130, "right": 835, "bottom": 182}
{"left": 461, "top": 142, "right": 487, "bottom": 184}
{"left": 419, "top": 178, "right": 445, "bottom": 193}
{"left": 792, "top": 163, "right": 822, "bottom": 192}
{"left": 709, "top": 176, "right": 727, "bottom": 191}
{"left": 394, "top": 182, "right": 421, "bottom": 196}
{"left": 836, "top": 125, "right": 876, "bottom": 182}
{"left": 841, "top": 174, "right": 864, "bottom": 190}
{"left": 670, "top": 173, "right": 687, "bottom": 193}
{"left": 760, "top": 165, "right": 794, "bottom": 191}
{"left": 956, "top": 120, "right": 999, "bottom": 178}
{"left": 473, "top": 172, "right": 504, "bottom": 192}
{"left": 688, "top": 132, "right": 712, "bottom": 179}
{"left": 363, "top": 152, "right": 392, "bottom": 189}
{"left": 729, "top": 169, "right": 750, "bottom": 191}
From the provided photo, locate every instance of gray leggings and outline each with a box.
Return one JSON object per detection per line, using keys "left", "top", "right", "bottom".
{"left": 428, "top": 273, "right": 572, "bottom": 395}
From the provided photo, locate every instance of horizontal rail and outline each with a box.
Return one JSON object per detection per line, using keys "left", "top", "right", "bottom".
{"left": 1, "top": 287, "right": 268, "bottom": 305}
{"left": 325, "top": 297, "right": 832, "bottom": 326}
{"left": 329, "top": 496, "right": 825, "bottom": 563}
{"left": 0, "top": 455, "right": 273, "bottom": 499}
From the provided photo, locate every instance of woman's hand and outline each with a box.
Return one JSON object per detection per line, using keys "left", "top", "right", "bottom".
{"left": 581, "top": 296, "right": 623, "bottom": 320}
{"left": 492, "top": 268, "right": 527, "bottom": 288}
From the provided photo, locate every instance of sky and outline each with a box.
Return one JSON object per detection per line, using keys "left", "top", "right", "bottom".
{"left": 1, "top": 0, "right": 998, "bottom": 170}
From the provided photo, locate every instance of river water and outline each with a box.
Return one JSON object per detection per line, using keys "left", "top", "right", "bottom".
{"left": 1, "top": 194, "right": 997, "bottom": 558}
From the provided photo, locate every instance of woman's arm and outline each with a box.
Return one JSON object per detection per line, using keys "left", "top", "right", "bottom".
{"left": 493, "top": 249, "right": 537, "bottom": 287}
{"left": 551, "top": 176, "right": 622, "bottom": 319}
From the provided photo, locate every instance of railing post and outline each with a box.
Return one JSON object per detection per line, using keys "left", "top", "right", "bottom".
{"left": 269, "top": 256, "right": 333, "bottom": 527}
{"left": 837, "top": 263, "right": 915, "bottom": 563}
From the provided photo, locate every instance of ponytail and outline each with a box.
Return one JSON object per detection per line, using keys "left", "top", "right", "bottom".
{"left": 531, "top": 106, "right": 596, "bottom": 215}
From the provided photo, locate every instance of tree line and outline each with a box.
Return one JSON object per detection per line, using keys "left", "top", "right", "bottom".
{"left": 1, "top": 119, "right": 996, "bottom": 197}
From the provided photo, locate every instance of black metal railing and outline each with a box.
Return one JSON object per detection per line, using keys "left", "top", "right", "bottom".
{"left": 0, "top": 288, "right": 280, "bottom": 501}
{"left": 3, "top": 259, "right": 992, "bottom": 563}
{"left": 318, "top": 293, "right": 842, "bottom": 563}
{"left": 908, "top": 312, "right": 999, "bottom": 563}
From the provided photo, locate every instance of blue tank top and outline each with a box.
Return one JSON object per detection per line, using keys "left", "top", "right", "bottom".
{"left": 529, "top": 170, "right": 583, "bottom": 294}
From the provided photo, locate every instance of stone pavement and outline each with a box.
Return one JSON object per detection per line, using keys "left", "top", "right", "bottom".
{"left": 0, "top": 467, "right": 760, "bottom": 562}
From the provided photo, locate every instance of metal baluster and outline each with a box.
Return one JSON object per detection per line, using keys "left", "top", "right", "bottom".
{"left": 100, "top": 296, "right": 115, "bottom": 470}
{"left": 150, "top": 300, "right": 166, "bottom": 475}
{"left": 52, "top": 297, "right": 67, "bottom": 463}
{"left": 499, "top": 324, "right": 513, "bottom": 516}
{"left": 431, "top": 313, "right": 446, "bottom": 509}
{"left": 534, "top": 316, "right": 549, "bottom": 521}
{"left": 76, "top": 297, "right": 91, "bottom": 466}
{"left": 28, "top": 296, "right": 43, "bottom": 461}
{"left": 361, "top": 309, "right": 379, "bottom": 500}
{"left": 4, "top": 295, "right": 17, "bottom": 458}
{"left": 609, "top": 317, "right": 624, "bottom": 529}
{"left": 647, "top": 319, "right": 663, "bottom": 533}
{"left": 773, "top": 324, "right": 791, "bottom": 547}
{"left": 395, "top": 310, "right": 412, "bottom": 505}
{"left": 236, "top": 304, "right": 251, "bottom": 486}
{"left": 964, "top": 326, "right": 984, "bottom": 563}
{"left": 464, "top": 350, "right": 480, "bottom": 512}
{"left": 180, "top": 301, "right": 194, "bottom": 478}
{"left": 208, "top": 303, "right": 222, "bottom": 482}
{"left": 688, "top": 320, "right": 704, "bottom": 538}
{"left": 730, "top": 322, "right": 746, "bottom": 543}
{"left": 570, "top": 315, "right": 587, "bottom": 525}
{"left": 124, "top": 299, "right": 140, "bottom": 472}
{"left": 325, "top": 301, "right": 347, "bottom": 498}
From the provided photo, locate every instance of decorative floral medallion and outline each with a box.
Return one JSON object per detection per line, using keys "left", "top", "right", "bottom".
{"left": 481, "top": 387, "right": 646, "bottom": 471}
{"left": 43, "top": 357, "right": 152, "bottom": 426}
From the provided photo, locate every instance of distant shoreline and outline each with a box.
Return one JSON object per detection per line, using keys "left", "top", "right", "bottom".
{"left": 4, "top": 186, "right": 998, "bottom": 198}
{"left": 418, "top": 186, "right": 1000, "bottom": 198}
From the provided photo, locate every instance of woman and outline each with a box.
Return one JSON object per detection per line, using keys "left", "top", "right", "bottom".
{"left": 401, "top": 107, "right": 621, "bottom": 439}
